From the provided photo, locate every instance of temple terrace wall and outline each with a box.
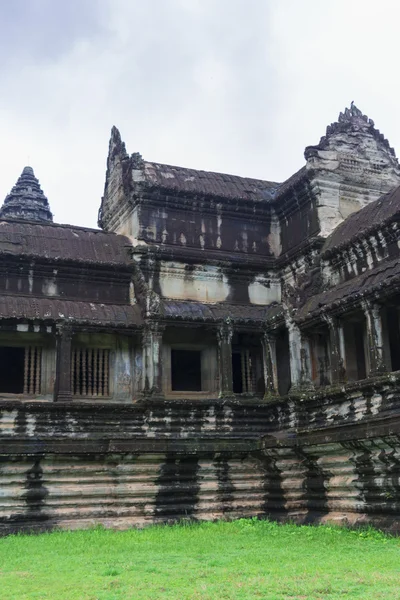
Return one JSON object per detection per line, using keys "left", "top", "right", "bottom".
{"left": 2, "top": 373, "right": 400, "bottom": 534}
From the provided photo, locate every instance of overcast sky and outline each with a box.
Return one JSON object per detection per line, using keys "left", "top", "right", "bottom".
{"left": 1, "top": 0, "right": 399, "bottom": 228}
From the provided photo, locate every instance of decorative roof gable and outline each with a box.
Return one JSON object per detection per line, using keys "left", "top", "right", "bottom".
{"left": 305, "top": 102, "right": 397, "bottom": 160}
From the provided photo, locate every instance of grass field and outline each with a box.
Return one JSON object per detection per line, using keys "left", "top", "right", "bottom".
{"left": 1, "top": 519, "right": 400, "bottom": 599}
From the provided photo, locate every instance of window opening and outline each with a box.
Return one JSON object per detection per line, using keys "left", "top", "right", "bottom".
{"left": 72, "top": 348, "right": 110, "bottom": 396}
{"left": 232, "top": 352, "right": 242, "bottom": 393}
{"left": 171, "top": 349, "right": 201, "bottom": 391}
{"left": 343, "top": 318, "right": 367, "bottom": 382}
{"left": 0, "top": 346, "right": 41, "bottom": 394}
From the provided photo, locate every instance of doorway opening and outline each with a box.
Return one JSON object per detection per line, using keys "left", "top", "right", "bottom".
{"left": 171, "top": 349, "right": 202, "bottom": 391}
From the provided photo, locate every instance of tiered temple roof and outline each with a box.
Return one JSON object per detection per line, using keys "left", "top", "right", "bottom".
{"left": 0, "top": 166, "right": 53, "bottom": 223}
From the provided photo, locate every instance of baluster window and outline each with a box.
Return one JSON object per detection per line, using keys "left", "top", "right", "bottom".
{"left": 72, "top": 348, "right": 110, "bottom": 397}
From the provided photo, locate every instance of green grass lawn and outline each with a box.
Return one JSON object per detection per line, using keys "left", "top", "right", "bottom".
{"left": 1, "top": 519, "right": 400, "bottom": 600}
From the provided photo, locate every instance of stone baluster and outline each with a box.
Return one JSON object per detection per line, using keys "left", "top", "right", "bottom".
{"left": 55, "top": 325, "right": 72, "bottom": 401}
{"left": 362, "top": 301, "right": 387, "bottom": 376}
{"left": 142, "top": 323, "right": 164, "bottom": 397}
{"left": 217, "top": 319, "right": 234, "bottom": 398}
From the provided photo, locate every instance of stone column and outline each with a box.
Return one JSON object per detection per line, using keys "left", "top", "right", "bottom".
{"left": 55, "top": 326, "right": 72, "bottom": 401}
{"left": 286, "top": 320, "right": 303, "bottom": 392}
{"left": 142, "top": 323, "right": 164, "bottom": 397}
{"left": 261, "top": 331, "right": 278, "bottom": 397}
{"left": 362, "top": 301, "right": 387, "bottom": 376}
{"left": 324, "top": 315, "right": 346, "bottom": 384}
{"left": 300, "top": 334, "right": 314, "bottom": 389}
{"left": 217, "top": 319, "right": 233, "bottom": 397}
{"left": 285, "top": 317, "right": 314, "bottom": 393}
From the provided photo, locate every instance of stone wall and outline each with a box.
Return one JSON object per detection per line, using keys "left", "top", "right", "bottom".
{"left": 0, "top": 257, "right": 130, "bottom": 305}
{"left": 2, "top": 373, "right": 400, "bottom": 534}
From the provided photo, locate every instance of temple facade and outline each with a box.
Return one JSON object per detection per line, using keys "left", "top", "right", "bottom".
{"left": 2, "top": 104, "right": 400, "bottom": 533}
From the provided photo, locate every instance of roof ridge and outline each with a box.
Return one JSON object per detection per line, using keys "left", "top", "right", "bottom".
{"left": 0, "top": 217, "right": 125, "bottom": 236}
{"left": 143, "top": 159, "right": 280, "bottom": 186}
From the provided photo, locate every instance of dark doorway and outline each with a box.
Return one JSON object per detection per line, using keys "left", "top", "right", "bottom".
{"left": 310, "top": 330, "right": 331, "bottom": 387}
{"left": 171, "top": 349, "right": 202, "bottom": 391}
{"left": 387, "top": 308, "right": 400, "bottom": 372}
{"left": 232, "top": 352, "right": 243, "bottom": 393}
{"left": 354, "top": 322, "right": 367, "bottom": 380}
{"left": 344, "top": 318, "right": 368, "bottom": 382}
{"left": 0, "top": 347, "right": 25, "bottom": 393}
{"left": 276, "top": 329, "right": 291, "bottom": 396}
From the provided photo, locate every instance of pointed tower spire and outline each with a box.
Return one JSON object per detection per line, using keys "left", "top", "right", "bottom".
{"left": 98, "top": 126, "right": 144, "bottom": 230}
{"left": 0, "top": 166, "right": 53, "bottom": 223}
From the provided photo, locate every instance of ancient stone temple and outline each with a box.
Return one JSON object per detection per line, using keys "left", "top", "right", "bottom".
{"left": 2, "top": 103, "right": 400, "bottom": 533}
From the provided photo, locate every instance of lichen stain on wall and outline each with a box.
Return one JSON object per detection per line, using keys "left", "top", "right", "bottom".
{"left": 159, "top": 262, "right": 231, "bottom": 302}
{"left": 248, "top": 275, "right": 281, "bottom": 305}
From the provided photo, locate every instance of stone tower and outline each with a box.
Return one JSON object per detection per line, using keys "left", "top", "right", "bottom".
{"left": 0, "top": 166, "right": 53, "bottom": 223}
{"left": 304, "top": 103, "right": 400, "bottom": 238}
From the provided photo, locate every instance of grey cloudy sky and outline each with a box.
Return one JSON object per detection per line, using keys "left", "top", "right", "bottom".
{"left": 1, "top": 0, "right": 399, "bottom": 228}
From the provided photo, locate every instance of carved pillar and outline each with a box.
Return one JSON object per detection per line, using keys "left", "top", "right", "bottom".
{"left": 286, "top": 320, "right": 302, "bottom": 392}
{"left": 55, "top": 326, "right": 72, "bottom": 401}
{"left": 142, "top": 323, "right": 164, "bottom": 397}
{"left": 217, "top": 320, "right": 233, "bottom": 397}
{"left": 324, "top": 315, "right": 346, "bottom": 384}
{"left": 300, "top": 334, "right": 314, "bottom": 389}
{"left": 363, "top": 301, "right": 387, "bottom": 376}
{"left": 284, "top": 316, "right": 314, "bottom": 393}
{"left": 261, "top": 332, "right": 278, "bottom": 397}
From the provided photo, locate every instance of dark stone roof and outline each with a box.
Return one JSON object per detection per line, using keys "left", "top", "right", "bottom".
{"left": 143, "top": 161, "right": 279, "bottom": 202}
{"left": 162, "top": 299, "right": 283, "bottom": 324}
{"left": 0, "top": 220, "right": 132, "bottom": 267}
{"left": 322, "top": 185, "right": 400, "bottom": 256}
{"left": 0, "top": 295, "right": 142, "bottom": 327}
{"left": 274, "top": 166, "right": 308, "bottom": 198}
{"left": 0, "top": 166, "right": 53, "bottom": 223}
{"left": 297, "top": 257, "right": 400, "bottom": 322}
